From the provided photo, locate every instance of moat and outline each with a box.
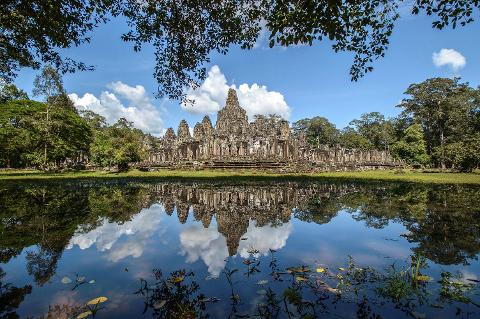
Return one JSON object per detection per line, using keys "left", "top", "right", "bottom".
{"left": 1, "top": 180, "right": 479, "bottom": 318}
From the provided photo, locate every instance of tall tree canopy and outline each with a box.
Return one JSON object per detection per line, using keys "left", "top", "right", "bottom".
{"left": 398, "top": 77, "right": 480, "bottom": 168}
{"left": 1, "top": 1, "right": 479, "bottom": 101}
{"left": 293, "top": 116, "right": 338, "bottom": 146}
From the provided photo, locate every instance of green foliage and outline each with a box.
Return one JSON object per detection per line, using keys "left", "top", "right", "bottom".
{"left": 0, "top": 100, "right": 92, "bottom": 168}
{"left": 398, "top": 77, "right": 480, "bottom": 170}
{"left": 337, "top": 127, "right": 374, "bottom": 150}
{"left": 2, "top": 1, "right": 479, "bottom": 100}
{"left": 349, "top": 112, "right": 395, "bottom": 151}
{"left": 391, "top": 124, "right": 430, "bottom": 166}
{"left": 443, "top": 133, "right": 480, "bottom": 172}
{"left": 0, "top": 81, "right": 28, "bottom": 103}
{"left": 293, "top": 116, "right": 338, "bottom": 146}
{"left": 90, "top": 118, "right": 145, "bottom": 171}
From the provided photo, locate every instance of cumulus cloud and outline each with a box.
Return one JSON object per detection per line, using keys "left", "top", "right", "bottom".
{"left": 237, "top": 221, "right": 292, "bottom": 258}
{"left": 432, "top": 48, "right": 466, "bottom": 72}
{"left": 182, "top": 65, "right": 291, "bottom": 120}
{"left": 69, "top": 82, "right": 164, "bottom": 135}
{"left": 179, "top": 224, "right": 229, "bottom": 278}
{"left": 67, "top": 204, "right": 165, "bottom": 262}
{"left": 179, "top": 219, "right": 292, "bottom": 277}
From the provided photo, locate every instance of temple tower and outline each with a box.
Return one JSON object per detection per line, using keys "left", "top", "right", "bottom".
{"left": 215, "top": 88, "right": 249, "bottom": 137}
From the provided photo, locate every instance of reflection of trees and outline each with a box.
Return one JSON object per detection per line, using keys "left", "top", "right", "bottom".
{"left": 0, "top": 183, "right": 154, "bottom": 285}
{"left": 0, "top": 268, "right": 32, "bottom": 319}
{"left": 1, "top": 180, "right": 480, "bottom": 290}
{"left": 339, "top": 184, "right": 480, "bottom": 265}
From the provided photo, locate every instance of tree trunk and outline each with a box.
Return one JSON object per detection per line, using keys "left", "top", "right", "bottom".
{"left": 44, "top": 106, "right": 49, "bottom": 168}
{"left": 440, "top": 127, "right": 445, "bottom": 170}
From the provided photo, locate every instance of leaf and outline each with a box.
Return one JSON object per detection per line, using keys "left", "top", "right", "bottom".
{"left": 77, "top": 276, "right": 86, "bottom": 283}
{"left": 257, "top": 280, "right": 268, "bottom": 285}
{"left": 338, "top": 267, "right": 345, "bottom": 271}
{"left": 88, "top": 280, "right": 95, "bottom": 284}
{"left": 316, "top": 268, "right": 326, "bottom": 273}
{"left": 327, "top": 287, "right": 340, "bottom": 294}
{"left": 153, "top": 300, "right": 166, "bottom": 309}
{"left": 295, "top": 276, "right": 308, "bottom": 282}
{"left": 86, "top": 296, "right": 108, "bottom": 305}
{"left": 76, "top": 311, "right": 92, "bottom": 319}
{"left": 61, "top": 276, "right": 72, "bottom": 284}
{"left": 416, "top": 275, "right": 432, "bottom": 282}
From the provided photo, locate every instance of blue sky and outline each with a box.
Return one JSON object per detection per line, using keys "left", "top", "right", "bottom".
{"left": 14, "top": 12, "right": 480, "bottom": 135}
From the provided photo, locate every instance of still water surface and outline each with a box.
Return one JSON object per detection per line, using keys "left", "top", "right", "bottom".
{"left": 1, "top": 180, "right": 479, "bottom": 318}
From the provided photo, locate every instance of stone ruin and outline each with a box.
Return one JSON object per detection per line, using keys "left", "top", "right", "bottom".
{"left": 145, "top": 88, "right": 400, "bottom": 171}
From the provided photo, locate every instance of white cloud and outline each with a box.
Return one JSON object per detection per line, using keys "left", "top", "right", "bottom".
{"left": 237, "top": 220, "right": 292, "bottom": 258}
{"left": 182, "top": 65, "right": 291, "bottom": 120}
{"left": 69, "top": 82, "right": 164, "bottom": 135}
{"left": 179, "top": 223, "right": 229, "bottom": 278}
{"left": 179, "top": 219, "right": 292, "bottom": 277}
{"left": 432, "top": 48, "right": 466, "bottom": 72}
{"left": 67, "top": 204, "right": 165, "bottom": 262}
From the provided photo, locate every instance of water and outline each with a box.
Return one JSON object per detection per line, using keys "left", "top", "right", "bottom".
{"left": 1, "top": 180, "right": 479, "bottom": 318}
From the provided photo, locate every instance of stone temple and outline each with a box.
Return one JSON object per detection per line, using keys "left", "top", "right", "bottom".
{"left": 146, "top": 88, "right": 399, "bottom": 171}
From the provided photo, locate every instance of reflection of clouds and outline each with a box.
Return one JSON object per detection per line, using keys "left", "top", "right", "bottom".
{"left": 180, "top": 220, "right": 292, "bottom": 278}
{"left": 67, "top": 205, "right": 165, "bottom": 262}
{"left": 180, "top": 224, "right": 229, "bottom": 278}
{"left": 237, "top": 221, "right": 292, "bottom": 258}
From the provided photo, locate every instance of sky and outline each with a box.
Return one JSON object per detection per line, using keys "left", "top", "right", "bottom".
{"left": 13, "top": 11, "right": 480, "bottom": 136}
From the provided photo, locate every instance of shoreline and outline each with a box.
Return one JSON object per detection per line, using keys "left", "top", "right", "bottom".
{"left": 1, "top": 169, "right": 480, "bottom": 185}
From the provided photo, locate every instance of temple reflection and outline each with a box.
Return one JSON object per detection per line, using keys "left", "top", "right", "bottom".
{"left": 1, "top": 182, "right": 479, "bottom": 288}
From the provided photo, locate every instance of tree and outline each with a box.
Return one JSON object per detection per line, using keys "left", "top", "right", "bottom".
{"left": 0, "top": 100, "right": 92, "bottom": 168}
{"left": 338, "top": 127, "right": 374, "bottom": 150}
{"left": 32, "top": 65, "right": 78, "bottom": 168}
{"left": 391, "top": 124, "right": 430, "bottom": 166}
{"left": 2, "top": 1, "right": 479, "bottom": 101}
{"left": 349, "top": 112, "right": 395, "bottom": 150}
{"left": 398, "top": 78, "right": 478, "bottom": 168}
{"left": 0, "top": 80, "right": 28, "bottom": 103}
{"left": 443, "top": 133, "right": 480, "bottom": 172}
{"left": 293, "top": 116, "right": 338, "bottom": 147}
{"left": 90, "top": 118, "right": 145, "bottom": 171}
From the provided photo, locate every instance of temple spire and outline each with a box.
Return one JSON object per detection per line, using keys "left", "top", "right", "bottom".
{"left": 225, "top": 88, "right": 240, "bottom": 110}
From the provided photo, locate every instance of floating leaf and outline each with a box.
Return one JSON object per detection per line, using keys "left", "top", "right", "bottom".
{"left": 257, "top": 280, "right": 268, "bottom": 285}
{"left": 153, "top": 300, "right": 166, "bottom": 309}
{"left": 316, "top": 268, "right": 326, "bottom": 273}
{"left": 76, "top": 311, "right": 92, "bottom": 319}
{"left": 295, "top": 276, "right": 308, "bottom": 282}
{"left": 61, "top": 276, "right": 72, "bottom": 284}
{"left": 88, "top": 280, "right": 95, "bottom": 284}
{"left": 416, "top": 275, "right": 432, "bottom": 282}
{"left": 77, "top": 276, "right": 86, "bottom": 283}
{"left": 86, "top": 296, "right": 108, "bottom": 305}
{"left": 287, "top": 266, "right": 310, "bottom": 274}
{"left": 327, "top": 287, "right": 340, "bottom": 294}
{"left": 338, "top": 267, "right": 345, "bottom": 271}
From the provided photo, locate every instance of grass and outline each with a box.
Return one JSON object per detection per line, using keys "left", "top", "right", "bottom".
{"left": 0, "top": 168, "right": 480, "bottom": 184}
